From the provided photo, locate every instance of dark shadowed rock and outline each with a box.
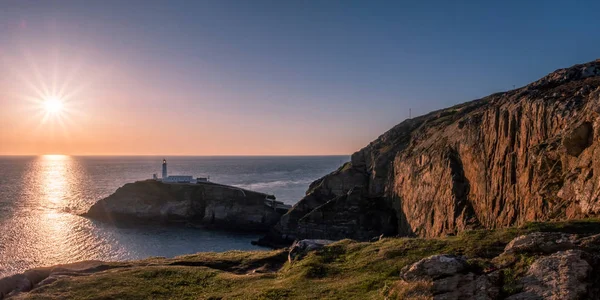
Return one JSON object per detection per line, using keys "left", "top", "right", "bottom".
{"left": 563, "top": 122, "right": 594, "bottom": 157}
{"left": 294, "top": 187, "right": 397, "bottom": 241}
{"left": 434, "top": 271, "right": 500, "bottom": 300}
{"left": 83, "top": 180, "right": 286, "bottom": 232}
{"left": 577, "top": 233, "right": 600, "bottom": 251}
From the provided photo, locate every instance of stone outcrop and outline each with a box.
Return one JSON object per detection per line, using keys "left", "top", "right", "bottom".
{"left": 395, "top": 232, "right": 600, "bottom": 300}
{"left": 287, "top": 239, "right": 335, "bottom": 263}
{"left": 398, "top": 254, "right": 501, "bottom": 300}
{"left": 503, "top": 232, "right": 579, "bottom": 254}
{"left": 0, "top": 261, "right": 113, "bottom": 299}
{"left": 83, "top": 180, "right": 286, "bottom": 232}
{"left": 401, "top": 255, "right": 469, "bottom": 280}
{"left": 266, "top": 59, "right": 600, "bottom": 243}
{"left": 507, "top": 250, "right": 592, "bottom": 300}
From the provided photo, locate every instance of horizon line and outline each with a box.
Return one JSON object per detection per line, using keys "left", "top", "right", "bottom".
{"left": 0, "top": 153, "right": 351, "bottom": 157}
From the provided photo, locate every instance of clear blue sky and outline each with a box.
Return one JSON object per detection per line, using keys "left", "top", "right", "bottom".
{"left": 1, "top": 1, "right": 599, "bottom": 155}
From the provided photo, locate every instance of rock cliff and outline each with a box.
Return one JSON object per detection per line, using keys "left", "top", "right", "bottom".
{"left": 83, "top": 180, "right": 286, "bottom": 232}
{"left": 267, "top": 59, "right": 600, "bottom": 243}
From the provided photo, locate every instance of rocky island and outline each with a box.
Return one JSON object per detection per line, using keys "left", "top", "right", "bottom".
{"left": 5, "top": 59, "right": 600, "bottom": 299}
{"left": 83, "top": 180, "right": 290, "bottom": 232}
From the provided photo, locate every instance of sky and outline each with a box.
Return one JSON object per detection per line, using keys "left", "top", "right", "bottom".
{"left": 1, "top": 0, "right": 600, "bottom": 155}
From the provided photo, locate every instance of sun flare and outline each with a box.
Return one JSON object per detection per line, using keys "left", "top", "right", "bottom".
{"left": 43, "top": 97, "right": 64, "bottom": 114}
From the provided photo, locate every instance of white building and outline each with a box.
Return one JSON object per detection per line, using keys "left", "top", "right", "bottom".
{"left": 157, "top": 159, "right": 208, "bottom": 184}
{"left": 163, "top": 175, "right": 195, "bottom": 183}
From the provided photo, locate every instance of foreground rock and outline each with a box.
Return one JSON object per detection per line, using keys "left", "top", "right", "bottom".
{"left": 398, "top": 254, "right": 500, "bottom": 300}
{"left": 393, "top": 231, "right": 600, "bottom": 300}
{"left": 401, "top": 254, "right": 469, "bottom": 280}
{"left": 264, "top": 59, "right": 600, "bottom": 244}
{"left": 83, "top": 180, "right": 288, "bottom": 232}
{"left": 0, "top": 261, "right": 114, "bottom": 299}
{"left": 287, "top": 239, "right": 335, "bottom": 263}
{"left": 507, "top": 250, "right": 592, "bottom": 300}
{"left": 5, "top": 223, "right": 600, "bottom": 299}
{"left": 503, "top": 232, "right": 579, "bottom": 254}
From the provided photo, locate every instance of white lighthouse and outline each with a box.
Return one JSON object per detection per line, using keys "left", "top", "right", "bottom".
{"left": 155, "top": 159, "right": 206, "bottom": 183}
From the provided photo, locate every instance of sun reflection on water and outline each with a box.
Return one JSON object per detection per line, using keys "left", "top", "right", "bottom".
{"left": 39, "top": 155, "right": 71, "bottom": 207}
{"left": 0, "top": 156, "right": 277, "bottom": 278}
{"left": 22, "top": 155, "right": 86, "bottom": 266}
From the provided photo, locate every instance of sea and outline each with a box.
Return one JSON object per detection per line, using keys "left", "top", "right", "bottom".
{"left": 0, "top": 155, "right": 348, "bottom": 278}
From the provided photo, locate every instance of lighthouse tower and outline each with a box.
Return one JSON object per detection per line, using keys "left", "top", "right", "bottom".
{"left": 162, "top": 159, "right": 167, "bottom": 179}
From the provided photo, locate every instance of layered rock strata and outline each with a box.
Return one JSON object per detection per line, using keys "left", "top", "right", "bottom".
{"left": 265, "top": 59, "right": 600, "bottom": 243}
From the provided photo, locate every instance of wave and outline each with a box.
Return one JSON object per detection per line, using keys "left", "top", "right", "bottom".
{"left": 236, "top": 179, "right": 313, "bottom": 190}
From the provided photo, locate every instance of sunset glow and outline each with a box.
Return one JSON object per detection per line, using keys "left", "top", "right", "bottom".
{"left": 2, "top": 2, "right": 600, "bottom": 156}
{"left": 43, "top": 97, "right": 64, "bottom": 114}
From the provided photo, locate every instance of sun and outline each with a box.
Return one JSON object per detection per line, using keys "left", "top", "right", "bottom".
{"left": 43, "top": 97, "right": 64, "bottom": 114}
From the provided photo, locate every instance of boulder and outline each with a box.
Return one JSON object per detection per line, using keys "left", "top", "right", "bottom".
{"left": 503, "top": 232, "right": 579, "bottom": 255}
{"left": 0, "top": 268, "right": 53, "bottom": 298}
{"left": 506, "top": 250, "right": 592, "bottom": 300}
{"left": 288, "top": 239, "right": 335, "bottom": 263}
{"left": 399, "top": 255, "right": 500, "bottom": 300}
{"left": 434, "top": 271, "right": 500, "bottom": 300}
{"left": 576, "top": 233, "right": 600, "bottom": 251}
{"left": 401, "top": 254, "right": 468, "bottom": 280}
{"left": 0, "top": 261, "right": 113, "bottom": 299}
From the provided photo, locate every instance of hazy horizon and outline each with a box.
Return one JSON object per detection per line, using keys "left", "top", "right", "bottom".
{"left": 3, "top": 1, "right": 600, "bottom": 155}
{"left": 0, "top": 154, "right": 350, "bottom": 157}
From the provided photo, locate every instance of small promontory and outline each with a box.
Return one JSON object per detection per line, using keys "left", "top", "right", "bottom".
{"left": 83, "top": 180, "right": 289, "bottom": 232}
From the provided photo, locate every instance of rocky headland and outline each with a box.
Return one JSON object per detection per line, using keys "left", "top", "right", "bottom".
{"left": 6, "top": 60, "right": 600, "bottom": 299}
{"left": 83, "top": 180, "right": 288, "bottom": 232}
{"left": 262, "top": 59, "right": 600, "bottom": 245}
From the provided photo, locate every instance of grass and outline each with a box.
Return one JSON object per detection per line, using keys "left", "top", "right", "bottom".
{"left": 14, "top": 218, "right": 600, "bottom": 300}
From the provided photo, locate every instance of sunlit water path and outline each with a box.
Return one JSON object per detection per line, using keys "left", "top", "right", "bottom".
{"left": 0, "top": 155, "right": 347, "bottom": 278}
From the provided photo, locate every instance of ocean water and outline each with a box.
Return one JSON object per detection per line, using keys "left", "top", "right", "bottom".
{"left": 0, "top": 155, "right": 347, "bottom": 278}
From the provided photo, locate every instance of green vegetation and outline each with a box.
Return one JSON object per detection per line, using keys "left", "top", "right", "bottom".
{"left": 335, "top": 162, "right": 353, "bottom": 173}
{"left": 17, "top": 218, "right": 600, "bottom": 300}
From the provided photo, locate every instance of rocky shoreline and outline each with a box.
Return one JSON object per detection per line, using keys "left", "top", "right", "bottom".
{"left": 3, "top": 219, "right": 600, "bottom": 299}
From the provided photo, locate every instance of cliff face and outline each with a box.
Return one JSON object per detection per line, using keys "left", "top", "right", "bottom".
{"left": 271, "top": 59, "right": 600, "bottom": 242}
{"left": 84, "top": 180, "right": 284, "bottom": 232}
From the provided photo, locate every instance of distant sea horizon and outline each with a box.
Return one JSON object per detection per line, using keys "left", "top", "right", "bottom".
{"left": 0, "top": 154, "right": 352, "bottom": 157}
{"left": 0, "top": 155, "right": 348, "bottom": 278}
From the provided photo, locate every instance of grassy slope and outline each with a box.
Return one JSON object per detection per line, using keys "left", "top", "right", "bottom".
{"left": 15, "top": 219, "right": 600, "bottom": 300}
